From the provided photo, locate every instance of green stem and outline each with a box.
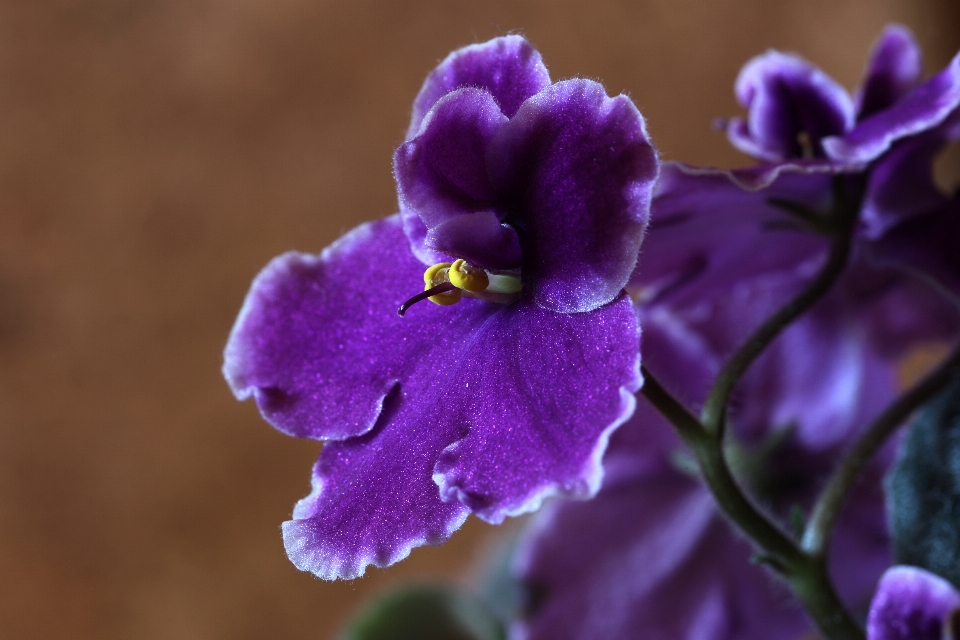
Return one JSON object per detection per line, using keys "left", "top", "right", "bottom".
{"left": 641, "top": 368, "right": 864, "bottom": 639}
{"left": 700, "top": 180, "right": 858, "bottom": 438}
{"left": 803, "top": 341, "right": 960, "bottom": 555}
{"left": 641, "top": 368, "right": 801, "bottom": 562}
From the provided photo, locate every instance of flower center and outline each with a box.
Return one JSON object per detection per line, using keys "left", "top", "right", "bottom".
{"left": 397, "top": 259, "right": 522, "bottom": 316}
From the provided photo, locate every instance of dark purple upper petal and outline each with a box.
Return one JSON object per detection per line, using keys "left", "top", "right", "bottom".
{"left": 856, "top": 24, "right": 923, "bottom": 120}
{"left": 823, "top": 51, "right": 960, "bottom": 163}
{"left": 396, "top": 89, "right": 506, "bottom": 228}
{"left": 867, "top": 566, "right": 960, "bottom": 640}
{"left": 423, "top": 211, "right": 523, "bottom": 270}
{"left": 488, "top": 79, "right": 658, "bottom": 313}
{"left": 395, "top": 88, "right": 523, "bottom": 270}
{"left": 407, "top": 35, "right": 551, "bottom": 139}
{"left": 227, "top": 215, "right": 642, "bottom": 578}
{"left": 727, "top": 51, "right": 854, "bottom": 161}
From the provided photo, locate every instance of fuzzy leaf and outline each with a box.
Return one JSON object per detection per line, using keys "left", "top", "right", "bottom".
{"left": 888, "top": 374, "right": 960, "bottom": 588}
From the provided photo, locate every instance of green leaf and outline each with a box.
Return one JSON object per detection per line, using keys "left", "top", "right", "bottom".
{"left": 888, "top": 374, "right": 960, "bottom": 589}
{"left": 338, "top": 584, "right": 505, "bottom": 640}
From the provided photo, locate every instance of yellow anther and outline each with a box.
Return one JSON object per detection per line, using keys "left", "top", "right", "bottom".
{"left": 426, "top": 286, "right": 461, "bottom": 305}
{"left": 448, "top": 259, "right": 490, "bottom": 293}
{"left": 423, "top": 262, "right": 453, "bottom": 286}
{"left": 421, "top": 262, "right": 461, "bottom": 306}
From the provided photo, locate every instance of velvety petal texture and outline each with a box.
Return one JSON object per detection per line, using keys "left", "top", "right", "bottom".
{"left": 397, "top": 36, "right": 658, "bottom": 313}
{"left": 227, "top": 216, "right": 643, "bottom": 579}
{"left": 488, "top": 80, "right": 657, "bottom": 312}
{"left": 867, "top": 566, "right": 960, "bottom": 640}
{"left": 407, "top": 35, "right": 551, "bottom": 139}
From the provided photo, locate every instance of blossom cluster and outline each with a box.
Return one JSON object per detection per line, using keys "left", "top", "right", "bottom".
{"left": 225, "top": 26, "right": 960, "bottom": 640}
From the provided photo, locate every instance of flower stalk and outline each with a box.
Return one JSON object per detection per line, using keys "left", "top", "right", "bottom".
{"left": 644, "top": 177, "right": 872, "bottom": 640}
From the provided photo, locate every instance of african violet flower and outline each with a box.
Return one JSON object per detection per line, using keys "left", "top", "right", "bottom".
{"left": 223, "top": 36, "right": 658, "bottom": 580}
{"left": 717, "top": 24, "right": 960, "bottom": 196}
{"left": 866, "top": 566, "right": 960, "bottom": 640}
{"left": 514, "top": 242, "right": 896, "bottom": 639}
{"left": 660, "top": 24, "right": 960, "bottom": 357}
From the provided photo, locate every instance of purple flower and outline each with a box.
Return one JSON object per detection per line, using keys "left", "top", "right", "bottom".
{"left": 867, "top": 566, "right": 960, "bottom": 640}
{"left": 719, "top": 24, "right": 960, "bottom": 194}
{"left": 223, "top": 36, "right": 658, "bottom": 580}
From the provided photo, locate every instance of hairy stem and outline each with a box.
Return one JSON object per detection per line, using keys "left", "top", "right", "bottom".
{"left": 803, "top": 341, "right": 960, "bottom": 555}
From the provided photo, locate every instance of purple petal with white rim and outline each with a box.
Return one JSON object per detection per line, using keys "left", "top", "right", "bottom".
{"left": 867, "top": 566, "right": 960, "bottom": 640}
{"left": 489, "top": 79, "right": 658, "bottom": 313}
{"left": 856, "top": 24, "right": 922, "bottom": 119}
{"left": 396, "top": 88, "right": 507, "bottom": 228}
{"left": 728, "top": 51, "right": 854, "bottom": 161}
{"left": 823, "top": 51, "right": 960, "bottom": 163}
{"left": 681, "top": 156, "right": 860, "bottom": 192}
{"left": 407, "top": 35, "right": 551, "bottom": 139}
{"left": 433, "top": 293, "right": 641, "bottom": 522}
{"left": 224, "top": 216, "right": 461, "bottom": 441}
{"left": 282, "top": 393, "right": 471, "bottom": 581}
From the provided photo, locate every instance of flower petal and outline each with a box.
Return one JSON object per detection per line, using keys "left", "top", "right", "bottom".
{"left": 424, "top": 211, "right": 522, "bottom": 270}
{"left": 433, "top": 293, "right": 642, "bottom": 522}
{"left": 399, "top": 203, "right": 453, "bottom": 266}
{"left": 823, "top": 51, "right": 960, "bottom": 163}
{"left": 513, "top": 468, "right": 810, "bottom": 640}
{"left": 728, "top": 51, "right": 855, "bottom": 161}
{"left": 632, "top": 163, "right": 829, "bottom": 311}
{"left": 872, "top": 202, "right": 960, "bottom": 302}
{"left": 867, "top": 566, "right": 960, "bottom": 640}
{"left": 687, "top": 154, "right": 859, "bottom": 191}
{"left": 396, "top": 88, "right": 507, "bottom": 228}
{"left": 407, "top": 35, "right": 551, "bottom": 139}
{"left": 856, "top": 24, "right": 923, "bottom": 119}
{"left": 860, "top": 131, "right": 950, "bottom": 239}
{"left": 489, "top": 79, "right": 658, "bottom": 313}
{"left": 281, "top": 393, "right": 470, "bottom": 581}
{"left": 224, "top": 215, "right": 487, "bottom": 440}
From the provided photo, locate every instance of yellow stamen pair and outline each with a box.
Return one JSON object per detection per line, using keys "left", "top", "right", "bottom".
{"left": 423, "top": 259, "right": 490, "bottom": 306}
{"left": 398, "top": 258, "right": 522, "bottom": 316}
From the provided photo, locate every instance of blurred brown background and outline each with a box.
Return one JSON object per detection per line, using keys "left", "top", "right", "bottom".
{"left": 0, "top": 1, "right": 957, "bottom": 638}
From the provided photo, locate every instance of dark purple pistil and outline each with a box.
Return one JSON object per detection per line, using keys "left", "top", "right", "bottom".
{"left": 397, "top": 282, "right": 458, "bottom": 317}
